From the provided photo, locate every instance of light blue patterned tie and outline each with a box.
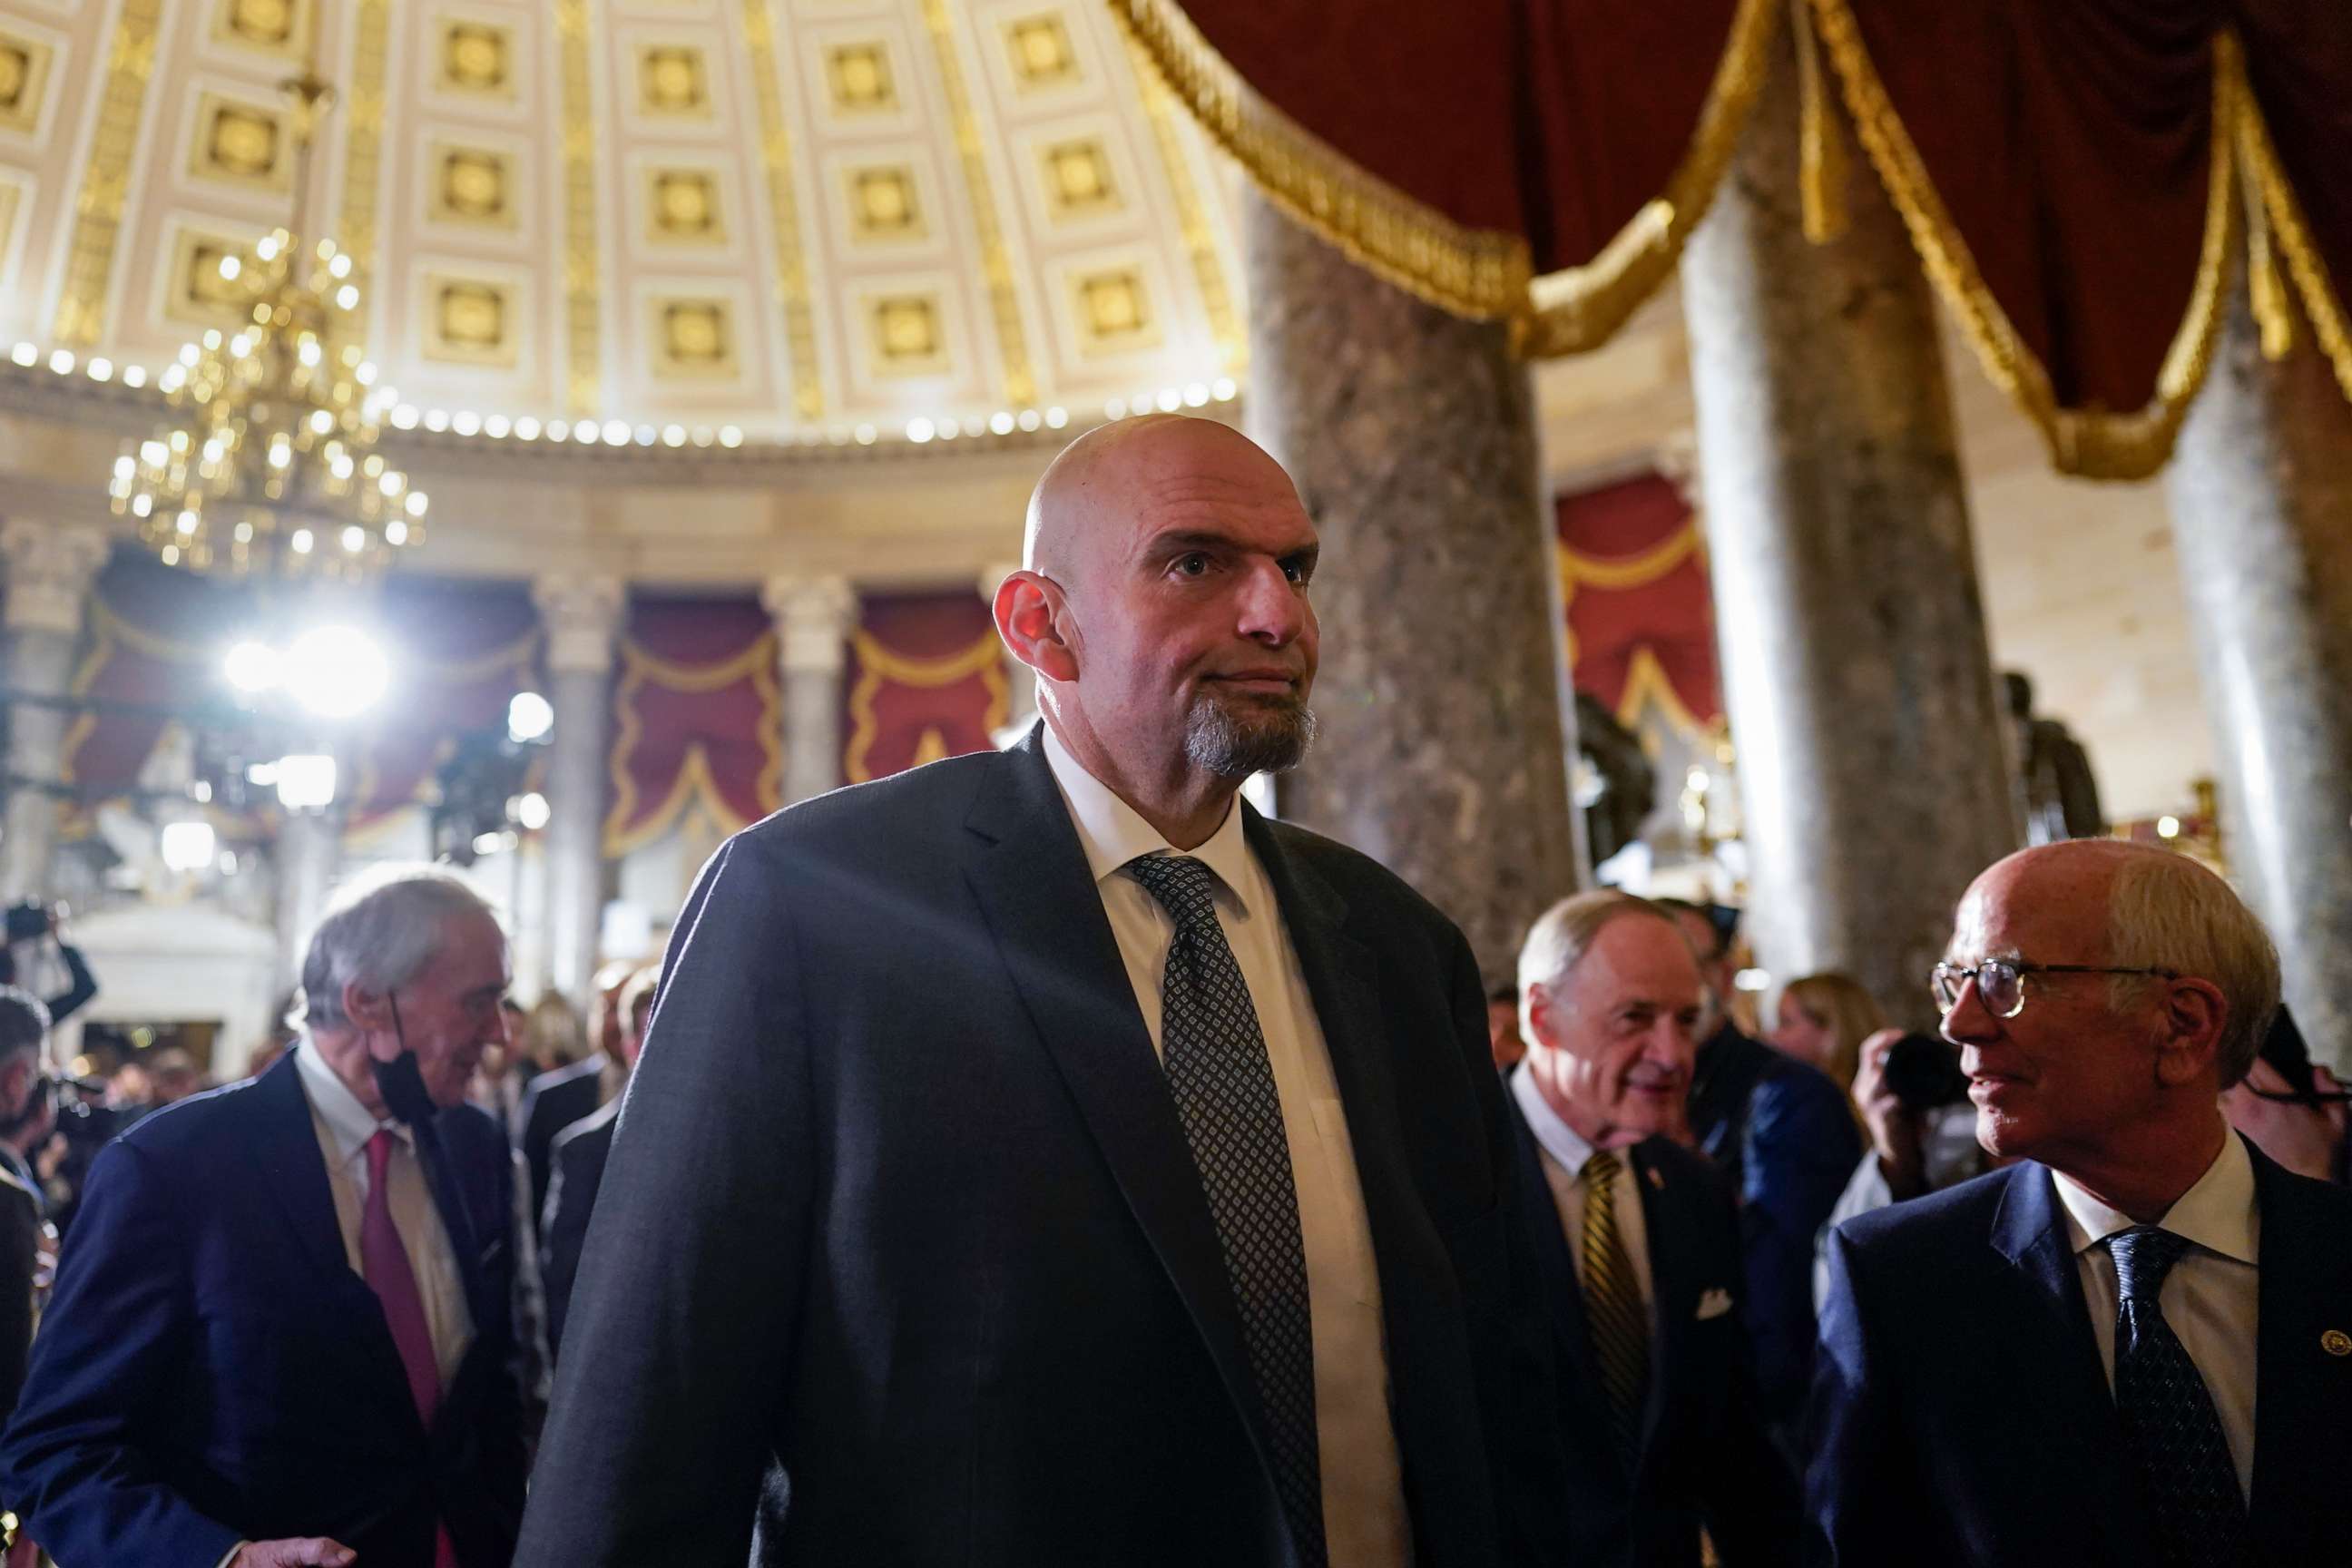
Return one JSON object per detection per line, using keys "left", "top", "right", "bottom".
{"left": 2108, "top": 1226, "right": 2247, "bottom": 1568}
{"left": 1126, "top": 852, "right": 1325, "bottom": 1568}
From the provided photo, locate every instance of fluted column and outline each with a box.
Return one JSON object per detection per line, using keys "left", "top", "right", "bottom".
{"left": 762, "top": 575, "right": 858, "bottom": 805}
{"left": 275, "top": 802, "right": 345, "bottom": 987}
{"left": 1678, "top": 35, "right": 2017, "bottom": 1027}
{"left": 533, "top": 574, "right": 623, "bottom": 1016}
{"left": 980, "top": 561, "right": 1037, "bottom": 745}
{"left": 2167, "top": 296, "right": 2352, "bottom": 1071}
{"left": 1242, "top": 192, "right": 1582, "bottom": 982}
{"left": 0, "top": 523, "right": 110, "bottom": 904}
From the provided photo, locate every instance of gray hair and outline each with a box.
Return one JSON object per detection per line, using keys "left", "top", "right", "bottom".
{"left": 298, "top": 865, "right": 503, "bottom": 1033}
{"left": 1516, "top": 890, "right": 1686, "bottom": 1040}
{"left": 2104, "top": 847, "right": 2280, "bottom": 1088}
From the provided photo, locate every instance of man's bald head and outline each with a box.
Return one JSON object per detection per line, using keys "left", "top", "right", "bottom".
{"left": 1023, "top": 415, "right": 1296, "bottom": 588}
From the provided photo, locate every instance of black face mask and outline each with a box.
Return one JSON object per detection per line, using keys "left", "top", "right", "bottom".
{"left": 371, "top": 993, "right": 440, "bottom": 1129}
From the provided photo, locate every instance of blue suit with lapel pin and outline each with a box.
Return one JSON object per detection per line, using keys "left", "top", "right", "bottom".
{"left": 1808, "top": 1136, "right": 2352, "bottom": 1566}
{"left": 513, "top": 725, "right": 1571, "bottom": 1568}
{"left": 0, "top": 1050, "right": 527, "bottom": 1567}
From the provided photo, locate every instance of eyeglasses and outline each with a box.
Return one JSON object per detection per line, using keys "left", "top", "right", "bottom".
{"left": 1930, "top": 959, "right": 2178, "bottom": 1020}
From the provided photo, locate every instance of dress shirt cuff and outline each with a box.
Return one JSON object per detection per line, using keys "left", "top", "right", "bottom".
{"left": 218, "top": 1543, "right": 249, "bottom": 1568}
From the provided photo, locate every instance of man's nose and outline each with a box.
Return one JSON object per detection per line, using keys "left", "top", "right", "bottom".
{"left": 1234, "top": 560, "right": 1308, "bottom": 643}
{"left": 1938, "top": 977, "right": 2000, "bottom": 1047}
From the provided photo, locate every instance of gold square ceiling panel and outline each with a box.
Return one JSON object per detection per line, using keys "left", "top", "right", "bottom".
{"left": 1004, "top": 15, "right": 1077, "bottom": 87}
{"left": 648, "top": 169, "right": 725, "bottom": 244}
{"left": 216, "top": 0, "right": 312, "bottom": 57}
{"left": 652, "top": 298, "right": 738, "bottom": 379}
{"left": 869, "top": 293, "right": 946, "bottom": 375}
{"left": 439, "top": 21, "right": 514, "bottom": 98}
{"left": 166, "top": 230, "right": 255, "bottom": 328}
{"left": 430, "top": 145, "right": 514, "bottom": 228}
{"left": 191, "top": 95, "right": 289, "bottom": 192}
{"left": 1042, "top": 140, "right": 1118, "bottom": 217}
{"left": 827, "top": 44, "right": 896, "bottom": 113}
{"left": 847, "top": 165, "right": 923, "bottom": 242}
{"left": 639, "top": 46, "right": 710, "bottom": 116}
{"left": 0, "top": 34, "right": 52, "bottom": 136}
{"left": 423, "top": 276, "right": 519, "bottom": 368}
{"left": 1075, "top": 268, "right": 1155, "bottom": 348}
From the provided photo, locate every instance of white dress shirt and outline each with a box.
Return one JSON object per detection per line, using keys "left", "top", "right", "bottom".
{"left": 1509, "top": 1063, "right": 1654, "bottom": 1310}
{"left": 294, "top": 1041, "right": 475, "bottom": 1387}
{"left": 1042, "top": 724, "right": 1410, "bottom": 1568}
{"left": 2052, "top": 1131, "right": 2259, "bottom": 1498}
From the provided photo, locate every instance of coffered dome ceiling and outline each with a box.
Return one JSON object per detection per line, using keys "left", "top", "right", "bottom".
{"left": 0, "top": 0, "right": 1247, "bottom": 442}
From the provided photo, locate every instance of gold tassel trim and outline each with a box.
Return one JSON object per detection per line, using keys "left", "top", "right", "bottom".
{"left": 1806, "top": 0, "right": 2242, "bottom": 480}
{"left": 1790, "top": 0, "right": 1849, "bottom": 244}
{"left": 2236, "top": 72, "right": 2352, "bottom": 405}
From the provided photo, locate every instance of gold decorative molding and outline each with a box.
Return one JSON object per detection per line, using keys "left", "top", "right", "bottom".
{"left": 0, "top": 30, "right": 56, "bottom": 136}
{"left": 334, "top": 0, "right": 392, "bottom": 319}
{"left": 741, "top": 0, "right": 825, "bottom": 419}
{"left": 920, "top": 0, "right": 1035, "bottom": 406}
{"left": 556, "top": 0, "right": 600, "bottom": 413}
{"left": 52, "top": 0, "right": 165, "bottom": 346}
{"left": 2237, "top": 63, "right": 2352, "bottom": 405}
{"left": 1118, "top": 23, "right": 1242, "bottom": 373}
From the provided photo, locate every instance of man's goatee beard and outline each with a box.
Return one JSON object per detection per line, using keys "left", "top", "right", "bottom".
{"left": 1184, "top": 695, "right": 1317, "bottom": 779}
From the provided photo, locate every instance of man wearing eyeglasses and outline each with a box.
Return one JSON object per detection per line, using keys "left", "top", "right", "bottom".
{"left": 1808, "top": 840, "right": 2352, "bottom": 1567}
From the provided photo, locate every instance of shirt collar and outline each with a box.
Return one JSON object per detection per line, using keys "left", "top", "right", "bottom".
{"left": 1041, "top": 720, "right": 1256, "bottom": 917}
{"left": 1510, "top": 1062, "right": 1604, "bottom": 1183}
{"left": 293, "top": 1038, "right": 407, "bottom": 1165}
{"left": 2051, "top": 1129, "right": 2258, "bottom": 1267}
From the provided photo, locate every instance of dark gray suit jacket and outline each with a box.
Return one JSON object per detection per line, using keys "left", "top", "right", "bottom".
{"left": 514, "top": 729, "right": 1567, "bottom": 1568}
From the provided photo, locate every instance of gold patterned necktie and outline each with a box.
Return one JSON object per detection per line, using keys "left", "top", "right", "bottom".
{"left": 1580, "top": 1147, "right": 1651, "bottom": 1469}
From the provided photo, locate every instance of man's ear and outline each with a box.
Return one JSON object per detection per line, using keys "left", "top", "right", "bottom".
{"left": 341, "top": 978, "right": 394, "bottom": 1037}
{"left": 1523, "top": 983, "right": 1554, "bottom": 1054}
{"left": 994, "top": 572, "right": 1079, "bottom": 685}
{"left": 2153, "top": 975, "right": 2228, "bottom": 1088}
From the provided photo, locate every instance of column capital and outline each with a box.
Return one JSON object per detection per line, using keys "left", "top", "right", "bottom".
{"left": 1, "top": 522, "right": 111, "bottom": 637}
{"left": 762, "top": 574, "right": 859, "bottom": 675}
{"left": 531, "top": 573, "right": 625, "bottom": 675}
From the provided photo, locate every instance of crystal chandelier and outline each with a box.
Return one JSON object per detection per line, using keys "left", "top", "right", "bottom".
{"left": 109, "top": 73, "right": 425, "bottom": 581}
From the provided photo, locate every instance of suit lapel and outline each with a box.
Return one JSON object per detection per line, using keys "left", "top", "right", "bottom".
{"left": 1988, "top": 1163, "right": 2151, "bottom": 1563}
{"left": 1630, "top": 1142, "right": 1690, "bottom": 1459}
{"left": 2247, "top": 1141, "right": 2352, "bottom": 1558}
{"left": 960, "top": 737, "right": 1275, "bottom": 1477}
{"left": 416, "top": 1112, "right": 494, "bottom": 1358}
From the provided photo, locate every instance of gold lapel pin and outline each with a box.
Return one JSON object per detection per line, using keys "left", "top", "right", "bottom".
{"left": 2321, "top": 1329, "right": 2351, "bottom": 1357}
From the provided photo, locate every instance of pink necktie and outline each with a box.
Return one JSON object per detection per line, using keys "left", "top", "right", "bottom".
{"left": 362, "top": 1131, "right": 461, "bottom": 1568}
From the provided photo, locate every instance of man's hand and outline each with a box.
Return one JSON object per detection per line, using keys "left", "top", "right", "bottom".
{"left": 2224, "top": 1058, "right": 2347, "bottom": 1182}
{"left": 1852, "top": 1030, "right": 1928, "bottom": 1200}
{"left": 230, "top": 1539, "right": 356, "bottom": 1567}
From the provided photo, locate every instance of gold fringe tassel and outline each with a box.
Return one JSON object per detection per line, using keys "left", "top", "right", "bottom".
{"left": 1790, "top": 0, "right": 1849, "bottom": 243}
{"left": 1806, "top": 0, "right": 2241, "bottom": 479}
{"left": 2236, "top": 70, "right": 2352, "bottom": 405}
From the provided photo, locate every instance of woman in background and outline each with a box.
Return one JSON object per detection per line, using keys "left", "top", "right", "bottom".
{"left": 1768, "top": 971, "right": 1884, "bottom": 1099}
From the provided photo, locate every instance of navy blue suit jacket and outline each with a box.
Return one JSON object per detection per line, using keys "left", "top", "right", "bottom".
{"left": 1509, "top": 1113, "right": 1798, "bottom": 1568}
{"left": 1808, "top": 1139, "right": 2352, "bottom": 1566}
{"left": 1688, "top": 1026, "right": 1860, "bottom": 1426}
{"left": 0, "top": 1051, "right": 528, "bottom": 1567}
{"left": 514, "top": 729, "right": 1570, "bottom": 1568}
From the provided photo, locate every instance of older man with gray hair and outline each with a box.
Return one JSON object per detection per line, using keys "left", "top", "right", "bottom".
{"left": 1811, "top": 839, "right": 2352, "bottom": 1567}
{"left": 0, "top": 866, "right": 526, "bottom": 1568}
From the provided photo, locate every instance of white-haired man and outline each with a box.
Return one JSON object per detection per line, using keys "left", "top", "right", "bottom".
{"left": 1509, "top": 891, "right": 1798, "bottom": 1567}
{"left": 0, "top": 867, "right": 526, "bottom": 1568}
{"left": 1811, "top": 840, "right": 2352, "bottom": 1566}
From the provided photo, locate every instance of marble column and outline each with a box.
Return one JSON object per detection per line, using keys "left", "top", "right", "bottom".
{"left": 762, "top": 575, "right": 858, "bottom": 805}
{"left": 980, "top": 561, "right": 1037, "bottom": 745}
{"left": 2166, "top": 296, "right": 2352, "bottom": 1071}
{"left": 274, "top": 802, "right": 345, "bottom": 988}
{"left": 1242, "top": 192, "right": 1582, "bottom": 983}
{"left": 533, "top": 574, "right": 623, "bottom": 1017}
{"left": 0, "top": 523, "right": 111, "bottom": 904}
{"left": 1679, "top": 37, "right": 2017, "bottom": 1028}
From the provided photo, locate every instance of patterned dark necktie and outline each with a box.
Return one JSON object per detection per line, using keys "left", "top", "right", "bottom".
{"left": 1125, "top": 852, "right": 1326, "bottom": 1568}
{"left": 2109, "top": 1226, "right": 2247, "bottom": 1568}
{"left": 1579, "top": 1147, "right": 1650, "bottom": 1471}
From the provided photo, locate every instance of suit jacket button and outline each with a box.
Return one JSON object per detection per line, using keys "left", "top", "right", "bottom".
{"left": 2322, "top": 1329, "right": 2352, "bottom": 1357}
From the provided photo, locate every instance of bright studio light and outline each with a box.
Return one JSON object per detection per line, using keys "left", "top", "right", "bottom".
{"left": 223, "top": 640, "right": 279, "bottom": 693}
{"left": 514, "top": 791, "right": 552, "bottom": 831}
{"left": 507, "top": 691, "right": 554, "bottom": 743}
{"left": 275, "top": 753, "right": 338, "bottom": 810}
{"left": 283, "top": 626, "right": 389, "bottom": 719}
{"left": 159, "top": 820, "right": 217, "bottom": 873}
